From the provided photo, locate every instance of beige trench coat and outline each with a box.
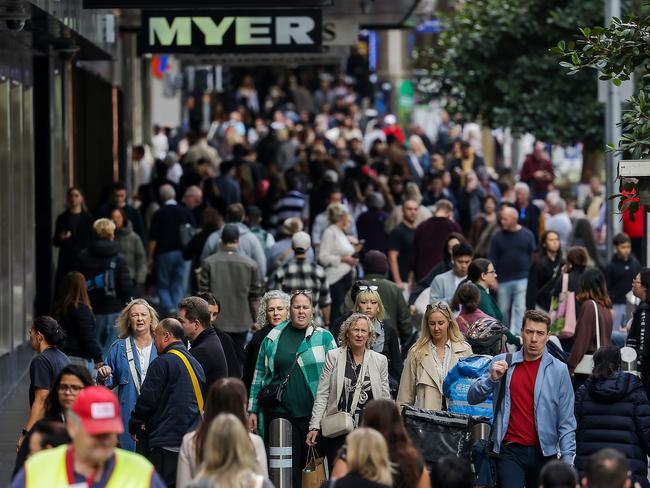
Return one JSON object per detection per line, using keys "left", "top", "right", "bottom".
{"left": 396, "top": 340, "right": 472, "bottom": 411}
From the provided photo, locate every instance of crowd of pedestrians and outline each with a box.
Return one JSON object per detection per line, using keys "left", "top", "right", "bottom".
{"left": 10, "top": 68, "right": 650, "bottom": 488}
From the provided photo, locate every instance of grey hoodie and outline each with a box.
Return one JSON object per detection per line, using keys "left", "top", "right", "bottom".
{"left": 201, "top": 222, "right": 267, "bottom": 280}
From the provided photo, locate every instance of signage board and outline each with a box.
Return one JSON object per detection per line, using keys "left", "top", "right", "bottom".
{"left": 322, "top": 18, "right": 359, "bottom": 46}
{"left": 85, "top": 0, "right": 331, "bottom": 9}
{"left": 140, "top": 10, "right": 322, "bottom": 54}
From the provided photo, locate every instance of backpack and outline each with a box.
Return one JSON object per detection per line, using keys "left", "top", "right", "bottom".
{"left": 86, "top": 257, "right": 117, "bottom": 298}
{"left": 443, "top": 355, "right": 494, "bottom": 421}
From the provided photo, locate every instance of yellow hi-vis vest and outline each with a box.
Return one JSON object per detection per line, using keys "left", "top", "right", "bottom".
{"left": 24, "top": 444, "right": 155, "bottom": 488}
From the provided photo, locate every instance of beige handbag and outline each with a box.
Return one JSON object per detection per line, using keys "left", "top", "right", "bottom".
{"left": 321, "top": 357, "right": 367, "bottom": 438}
{"left": 574, "top": 301, "right": 600, "bottom": 375}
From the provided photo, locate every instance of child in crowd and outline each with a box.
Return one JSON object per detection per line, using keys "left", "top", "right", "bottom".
{"left": 605, "top": 233, "right": 641, "bottom": 334}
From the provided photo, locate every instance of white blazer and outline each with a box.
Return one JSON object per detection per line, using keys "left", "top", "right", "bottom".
{"left": 309, "top": 347, "right": 391, "bottom": 431}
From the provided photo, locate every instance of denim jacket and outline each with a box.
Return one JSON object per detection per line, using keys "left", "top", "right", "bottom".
{"left": 467, "top": 348, "right": 576, "bottom": 463}
{"left": 102, "top": 336, "right": 158, "bottom": 451}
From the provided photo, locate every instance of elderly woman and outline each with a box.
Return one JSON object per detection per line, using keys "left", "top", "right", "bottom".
{"left": 242, "top": 290, "right": 290, "bottom": 391}
{"left": 248, "top": 291, "right": 337, "bottom": 487}
{"left": 319, "top": 203, "right": 362, "bottom": 323}
{"left": 97, "top": 298, "right": 159, "bottom": 451}
{"left": 306, "top": 313, "right": 391, "bottom": 467}
{"left": 353, "top": 287, "right": 403, "bottom": 396}
{"left": 397, "top": 301, "right": 472, "bottom": 410}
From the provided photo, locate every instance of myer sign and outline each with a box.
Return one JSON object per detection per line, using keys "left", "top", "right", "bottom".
{"left": 141, "top": 11, "right": 322, "bottom": 54}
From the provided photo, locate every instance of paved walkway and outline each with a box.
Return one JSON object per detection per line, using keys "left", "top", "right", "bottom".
{"left": 0, "top": 372, "right": 29, "bottom": 484}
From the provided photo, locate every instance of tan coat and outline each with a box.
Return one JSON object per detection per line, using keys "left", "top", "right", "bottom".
{"left": 396, "top": 340, "right": 472, "bottom": 411}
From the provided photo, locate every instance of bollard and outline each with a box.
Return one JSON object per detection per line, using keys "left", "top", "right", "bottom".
{"left": 268, "top": 417, "right": 293, "bottom": 488}
{"left": 621, "top": 346, "right": 638, "bottom": 376}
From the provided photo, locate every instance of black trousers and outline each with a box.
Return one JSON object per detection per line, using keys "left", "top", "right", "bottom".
{"left": 149, "top": 447, "right": 179, "bottom": 488}
{"left": 227, "top": 331, "right": 248, "bottom": 364}
{"left": 264, "top": 411, "right": 312, "bottom": 488}
{"left": 497, "top": 443, "right": 555, "bottom": 488}
{"left": 329, "top": 271, "right": 353, "bottom": 324}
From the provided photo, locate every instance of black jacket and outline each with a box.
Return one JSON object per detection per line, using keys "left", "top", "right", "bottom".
{"left": 324, "top": 471, "right": 390, "bottom": 488}
{"left": 95, "top": 203, "right": 146, "bottom": 245}
{"left": 605, "top": 254, "right": 642, "bottom": 304}
{"left": 526, "top": 253, "right": 562, "bottom": 310}
{"left": 575, "top": 372, "right": 650, "bottom": 487}
{"left": 129, "top": 342, "right": 206, "bottom": 448}
{"left": 189, "top": 327, "right": 228, "bottom": 388}
{"left": 75, "top": 240, "right": 134, "bottom": 314}
{"left": 243, "top": 324, "right": 272, "bottom": 391}
{"left": 53, "top": 210, "right": 94, "bottom": 287}
{"left": 56, "top": 303, "right": 103, "bottom": 363}
{"left": 214, "top": 327, "right": 242, "bottom": 378}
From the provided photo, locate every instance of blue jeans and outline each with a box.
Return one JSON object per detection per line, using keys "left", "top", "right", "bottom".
{"left": 497, "top": 444, "right": 556, "bottom": 488}
{"left": 155, "top": 250, "right": 191, "bottom": 313}
{"left": 498, "top": 279, "right": 528, "bottom": 335}
{"left": 96, "top": 312, "right": 120, "bottom": 359}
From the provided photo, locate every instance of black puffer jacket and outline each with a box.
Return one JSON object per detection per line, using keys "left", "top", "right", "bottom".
{"left": 575, "top": 371, "right": 650, "bottom": 487}
{"left": 56, "top": 303, "right": 103, "bottom": 363}
{"left": 75, "top": 240, "right": 134, "bottom": 314}
{"left": 129, "top": 342, "right": 206, "bottom": 449}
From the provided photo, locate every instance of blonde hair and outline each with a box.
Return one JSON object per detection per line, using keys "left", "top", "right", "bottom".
{"left": 338, "top": 313, "right": 376, "bottom": 349}
{"left": 327, "top": 202, "right": 350, "bottom": 225}
{"left": 346, "top": 428, "right": 393, "bottom": 486}
{"left": 354, "top": 289, "right": 386, "bottom": 322}
{"left": 116, "top": 299, "right": 159, "bottom": 339}
{"left": 409, "top": 301, "right": 465, "bottom": 360}
{"left": 93, "top": 218, "right": 115, "bottom": 240}
{"left": 198, "top": 413, "right": 258, "bottom": 486}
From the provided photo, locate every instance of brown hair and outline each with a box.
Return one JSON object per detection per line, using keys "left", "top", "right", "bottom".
{"left": 53, "top": 271, "right": 92, "bottom": 315}
{"left": 362, "top": 400, "right": 424, "bottom": 488}
{"left": 566, "top": 246, "right": 588, "bottom": 268}
{"left": 456, "top": 282, "right": 480, "bottom": 313}
{"left": 195, "top": 378, "right": 249, "bottom": 464}
{"left": 577, "top": 268, "right": 613, "bottom": 308}
{"left": 522, "top": 309, "right": 552, "bottom": 332}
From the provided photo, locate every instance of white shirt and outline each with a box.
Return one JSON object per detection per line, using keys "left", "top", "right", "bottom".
{"left": 137, "top": 343, "right": 153, "bottom": 382}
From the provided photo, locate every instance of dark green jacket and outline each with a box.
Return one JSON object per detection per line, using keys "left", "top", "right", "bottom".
{"left": 343, "top": 273, "right": 413, "bottom": 346}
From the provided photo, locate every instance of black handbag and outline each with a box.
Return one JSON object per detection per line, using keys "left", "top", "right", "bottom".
{"left": 258, "top": 354, "right": 300, "bottom": 409}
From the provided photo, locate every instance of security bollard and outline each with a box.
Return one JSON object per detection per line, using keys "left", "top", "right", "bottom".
{"left": 268, "top": 417, "right": 293, "bottom": 488}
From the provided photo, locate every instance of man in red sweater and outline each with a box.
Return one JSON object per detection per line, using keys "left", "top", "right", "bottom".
{"left": 520, "top": 141, "right": 555, "bottom": 200}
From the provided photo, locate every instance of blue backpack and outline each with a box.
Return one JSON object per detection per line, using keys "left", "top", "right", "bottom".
{"left": 86, "top": 257, "right": 117, "bottom": 298}
{"left": 443, "top": 355, "right": 493, "bottom": 421}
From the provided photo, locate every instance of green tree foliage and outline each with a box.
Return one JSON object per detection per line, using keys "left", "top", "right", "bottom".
{"left": 425, "top": 0, "right": 606, "bottom": 147}
{"left": 555, "top": 6, "right": 650, "bottom": 217}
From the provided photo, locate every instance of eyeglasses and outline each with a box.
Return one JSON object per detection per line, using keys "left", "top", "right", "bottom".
{"left": 58, "top": 384, "right": 84, "bottom": 394}
{"left": 427, "top": 301, "right": 451, "bottom": 312}
{"left": 486, "top": 270, "right": 497, "bottom": 275}
{"left": 357, "top": 285, "right": 378, "bottom": 292}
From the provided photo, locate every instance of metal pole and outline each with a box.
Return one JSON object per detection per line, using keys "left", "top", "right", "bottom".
{"left": 268, "top": 418, "right": 293, "bottom": 488}
{"left": 605, "top": 0, "right": 623, "bottom": 261}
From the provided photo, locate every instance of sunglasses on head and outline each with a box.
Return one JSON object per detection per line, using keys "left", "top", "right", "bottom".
{"left": 291, "top": 290, "right": 312, "bottom": 297}
{"left": 357, "top": 285, "right": 378, "bottom": 292}
{"left": 426, "top": 301, "right": 450, "bottom": 312}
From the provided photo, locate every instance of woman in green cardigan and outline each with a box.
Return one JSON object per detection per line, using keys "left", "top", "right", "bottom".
{"left": 468, "top": 259, "right": 520, "bottom": 346}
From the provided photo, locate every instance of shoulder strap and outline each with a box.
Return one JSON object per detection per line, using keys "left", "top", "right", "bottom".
{"left": 349, "top": 354, "right": 369, "bottom": 419}
{"left": 561, "top": 272, "right": 569, "bottom": 293}
{"left": 125, "top": 338, "right": 141, "bottom": 395}
{"left": 592, "top": 300, "right": 601, "bottom": 349}
{"left": 168, "top": 349, "right": 204, "bottom": 414}
{"left": 494, "top": 353, "right": 512, "bottom": 421}
{"left": 280, "top": 352, "right": 302, "bottom": 387}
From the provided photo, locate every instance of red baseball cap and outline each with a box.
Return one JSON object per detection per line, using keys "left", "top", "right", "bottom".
{"left": 71, "top": 386, "right": 124, "bottom": 435}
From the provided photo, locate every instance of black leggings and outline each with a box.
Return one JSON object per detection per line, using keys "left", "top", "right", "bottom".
{"left": 329, "top": 271, "right": 353, "bottom": 324}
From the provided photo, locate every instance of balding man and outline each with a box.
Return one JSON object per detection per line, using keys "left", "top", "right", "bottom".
{"left": 148, "top": 184, "right": 196, "bottom": 316}
{"left": 489, "top": 205, "right": 536, "bottom": 334}
{"left": 182, "top": 185, "right": 205, "bottom": 225}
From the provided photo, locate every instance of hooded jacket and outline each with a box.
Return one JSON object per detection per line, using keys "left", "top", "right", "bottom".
{"left": 575, "top": 372, "right": 650, "bottom": 487}
{"left": 115, "top": 225, "right": 147, "bottom": 285}
{"left": 76, "top": 240, "right": 134, "bottom": 314}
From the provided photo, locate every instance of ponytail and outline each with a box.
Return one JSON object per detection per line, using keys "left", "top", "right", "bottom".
{"left": 33, "top": 316, "right": 66, "bottom": 348}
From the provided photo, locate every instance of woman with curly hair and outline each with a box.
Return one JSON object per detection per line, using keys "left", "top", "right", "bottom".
{"left": 242, "top": 290, "right": 290, "bottom": 390}
{"left": 306, "top": 313, "right": 391, "bottom": 466}
{"left": 96, "top": 298, "right": 159, "bottom": 451}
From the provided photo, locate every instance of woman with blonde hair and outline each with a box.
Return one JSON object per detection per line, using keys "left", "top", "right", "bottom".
{"left": 353, "top": 286, "right": 403, "bottom": 395}
{"left": 306, "top": 313, "right": 390, "bottom": 466}
{"left": 324, "top": 428, "right": 392, "bottom": 487}
{"left": 187, "top": 413, "right": 272, "bottom": 488}
{"left": 397, "top": 301, "right": 472, "bottom": 410}
{"left": 97, "top": 298, "right": 159, "bottom": 451}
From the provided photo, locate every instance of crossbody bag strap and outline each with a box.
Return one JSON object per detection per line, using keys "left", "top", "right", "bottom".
{"left": 349, "top": 353, "right": 369, "bottom": 421}
{"left": 592, "top": 300, "right": 601, "bottom": 349}
{"left": 494, "top": 353, "right": 513, "bottom": 421}
{"left": 280, "top": 353, "right": 302, "bottom": 388}
{"left": 168, "top": 349, "right": 204, "bottom": 414}
{"left": 125, "top": 338, "right": 141, "bottom": 395}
